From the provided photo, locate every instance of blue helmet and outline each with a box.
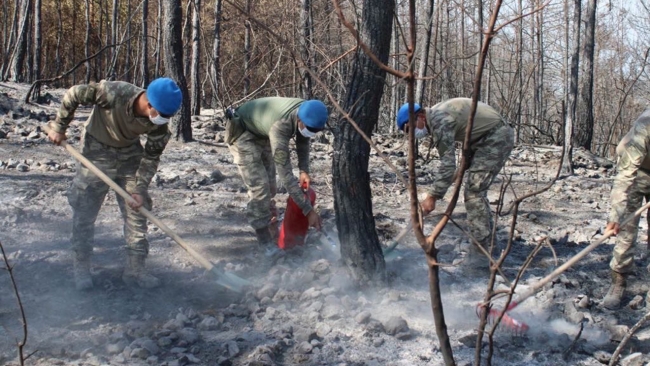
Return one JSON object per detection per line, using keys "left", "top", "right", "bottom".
{"left": 298, "top": 100, "right": 328, "bottom": 129}
{"left": 146, "top": 77, "right": 182, "bottom": 116}
{"left": 396, "top": 103, "right": 421, "bottom": 131}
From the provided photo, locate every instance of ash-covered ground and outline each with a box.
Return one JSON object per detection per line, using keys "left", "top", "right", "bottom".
{"left": 0, "top": 82, "right": 649, "bottom": 366}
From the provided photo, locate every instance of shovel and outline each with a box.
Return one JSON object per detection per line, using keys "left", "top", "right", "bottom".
{"left": 480, "top": 200, "right": 650, "bottom": 333}
{"left": 45, "top": 127, "right": 250, "bottom": 292}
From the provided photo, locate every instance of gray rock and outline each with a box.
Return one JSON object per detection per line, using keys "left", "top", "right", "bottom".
{"left": 316, "top": 323, "right": 332, "bottom": 338}
{"left": 164, "top": 318, "right": 185, "bottom": 331}
{"left": 210, "top": 170, "right": 226, "bottom": 183}
{"left": 372, "top": 338, "right": 385, "bottom": 347}
{"left": 158, "top": 337, "right": 173, "bottom": 348}
{"left": 355, "top": 311, "right": 372, "bottom": 324}
{"left": 146, "top": 355, "right": 159, "bottom": 364}
{"left": 226, "top": 340, "right": 240, "bottom": 357}
{"left": 593, "top": 350, "right": 611, "bottom": 364}
{"left": 197, "top": 316, "right": 220, "bottom": 331}
{"left": 395, "top": 331, "right": 412, "bottom": 340}
{"left": 321, "top": 303, "right": 345, "bottom": 320}
{"left": 257, "top": 283, "right": 278, "bottom": 300}
{"left": 186, "top": 353, "right": 201, "bottom": 363}
{"left": 383, "top": 316, "right": 409, "bottom": 336}
{"left": 297, "top": 341, "right": 313, "bottom": 354}
{"left": 130, "top": 347, "right": 150, "bottom": 359}
{"left": 628, "top": 295, "right": 644, "bottom": 310}
{"left": 216, "top": 357, "right": 232, "bottom": 366}
{"left": 15, "top": 163, "right": 29, "bottom": 172}
{"left": 620, "top": 352, "right": 644, "bottom": 366}
{"left": 141, "top": 339, "right": 160, "bottom": 355}
{"left": 609, "top": 325, "right": 630, "bottom": 342}
{"left": 564, "top": 299, "right": 584, "bottom": 324}
{"left": 106, "top": 341, "right": 127, "bottom": 355}
{"left": 577, "top": 296, "right": 590, "bottom": 309}
{"left": 459, "top": 333, "right": 478, "bottom": 348}
{"left": 300, "top": 287, "right": 321, "bottom": 300}
{"left": 294, "top": 328, "right": 318, "bottom": 343}
{"left": 170, "top": 347, "right": 188, "bottom": 354}
{"left": 178, "top": 328, "right": 200, "bottom": 344}
{"left": 365, "top": 319, "right": 385, "bottom": 334}
{"left": 309, "top": 259, "right": 330, "bottom": 274}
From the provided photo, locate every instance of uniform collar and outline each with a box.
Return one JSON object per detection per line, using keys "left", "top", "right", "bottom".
{"left": 127, "top": 90, "right": 146, "bottom": 119}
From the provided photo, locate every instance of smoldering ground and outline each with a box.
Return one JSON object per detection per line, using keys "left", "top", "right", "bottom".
{"left": 1, "top": 81, "right": 650, "bottom": 365}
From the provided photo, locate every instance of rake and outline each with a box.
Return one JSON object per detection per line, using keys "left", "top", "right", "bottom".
{"left": 46, "top": 127, "right": 250, "bottom": 292}
{"left": 480, "top": 200, "right": 650, "bottom": 333}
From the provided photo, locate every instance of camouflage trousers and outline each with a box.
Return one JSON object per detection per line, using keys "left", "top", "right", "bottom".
{"left": 68, "top": 133, "right": 152, "bottom": 256}
{"left": 610, "top": 167, "right": 650, "bottom": 273}
{"left": 464, "top": 122, "right": 514, "bottom": 244}
{"left": 228, "top": 130, "right": 278, "bottom": 230}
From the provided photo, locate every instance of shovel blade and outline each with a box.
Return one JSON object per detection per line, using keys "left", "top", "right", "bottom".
{"left": 209, "top": 266, "right": 251, "bottom": 293}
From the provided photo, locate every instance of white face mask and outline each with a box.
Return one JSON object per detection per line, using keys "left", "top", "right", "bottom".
{"left": 414, "top": 127, "right": 429, "bottom": 139}
{"left": 149, "top": 114, "right": 170, "bottom": 125}
{"left": 299, "top": 127, "right": 317, "bottom": 139}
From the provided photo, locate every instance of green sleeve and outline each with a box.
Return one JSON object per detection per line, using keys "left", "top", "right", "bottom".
{"left": 50, "top": 82, "right": 110, "bottom": 133}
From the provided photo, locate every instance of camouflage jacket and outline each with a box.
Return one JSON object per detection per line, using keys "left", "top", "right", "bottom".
{"left": 234, "top": 97, "right": 312, "bottom": 215}
{"left": 49, "top": 80, "right": 170, "bottom": 195}
{"left": 609, "top": 109, "right": 650, "bottom": 223}
{"left": 424, "top": 98, "right": 504, "bottom": 198}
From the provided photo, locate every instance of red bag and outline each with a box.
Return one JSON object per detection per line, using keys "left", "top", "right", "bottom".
{"left": 277, "top": 186, "right": 316, "bottom": 250}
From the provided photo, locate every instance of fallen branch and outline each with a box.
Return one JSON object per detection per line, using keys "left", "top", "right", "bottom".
{"left": 608, "top": 311, "right": 650, "bottom": 366}
{"left": 0, "top": 240, "right": 32, "bottom": 365}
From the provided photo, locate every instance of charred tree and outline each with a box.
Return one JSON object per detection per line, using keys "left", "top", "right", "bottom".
{"left": 243, "top": 0, "right": 251, "bottom": 95}
{"left": 163, "top": 0, "right": 192, "bottom": 142}
{"left": 562, "top": 0, "right": 580, "bottom": 176}
{"left": 575, "top": 0, "right": 597, "bottom": 151}
{"left": 332, "top": 0, "right": 393, "bottom": 283}
{"left": 32, "top": 0, "right": 42, "bottom": 96}
{"left": 84, "top": 0, "right": 91, "bottom": 83}
{"left": 190, "top": 0, "right": 201, "bottom": 115}
{"left": 210, "top": 0, "right": 223, "bottom": 108}
{"left": 9, "top": 0, "right": 31, "bottom": 82}
{"left": 415, "top": 0, "right": 434, "bottom": 104}
{"left": 141, "top": 0, "right": 149, "bottom": 87}
{"left": 299, "top": 0, "right": 313, "bottom": 99}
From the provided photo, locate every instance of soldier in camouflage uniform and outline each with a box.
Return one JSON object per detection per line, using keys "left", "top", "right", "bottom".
{"left": 47, "top": 78, "right": 182, "bottom": 290}
{"left": 396, "top": 98, "right": 514, "bottom": 271}
{"left": 226, "top": 97, "right": 327, "bottom": 253}
{"left": 602, "top": 109, "right": 650, "bottom": 309}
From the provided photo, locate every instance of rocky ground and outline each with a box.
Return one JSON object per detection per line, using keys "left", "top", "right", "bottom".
{"left": 0, "top": 81, "right": 649, "bottom": 366}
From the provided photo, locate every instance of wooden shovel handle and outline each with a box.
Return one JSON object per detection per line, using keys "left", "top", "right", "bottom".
{"left": 44, "top": 125, "right": 215, "bottom": 272}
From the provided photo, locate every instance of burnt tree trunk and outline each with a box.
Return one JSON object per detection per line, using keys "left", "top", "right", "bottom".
{"left": 84, "top": 0, "right": 91, "bottom": 83}
{"left": 163, "top": 0, "right": 192, "bottom": 142}
{"left": 190, "top": 0, "right": 201, "bottom": 115}
{"left": 9, "top": 0, "right": 31, "bottom": 82}
{"left": 210, "top": 0, "right": 223, "bottom": 108}
{"left": 415, "top": 0, "right": 434, "bottom": 105}
{"left": 141, "top": 0, "right": 149, "bottom": 86}
{"left": 562, "top": 0, "right": 580, "bottom": 176}
{"left": 575, "top": 0, "right": 597, "bottom": 151}
{"left": 32, "top": 0, "right": 41, "bottom": 96}
{"left": 154, "top": 0, "right": 162, "bottom": 78}
{"left": 243, "top": 0, "right": 251, "bottom": 95}
{"left": 332, "top": 0, "right": 393, "bottom": 283}
{"left": 299, "top": 0, "right": 313, "bottom": 99}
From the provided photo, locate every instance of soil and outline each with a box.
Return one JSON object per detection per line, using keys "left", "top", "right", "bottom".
{"left": 1, "top": 82, "right": 649, "bottom": 366}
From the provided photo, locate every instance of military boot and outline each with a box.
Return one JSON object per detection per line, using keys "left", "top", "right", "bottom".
{"left": 73, "top": 252, "right": 93, "bottom": 291}
{"left": 464, "top": 242, "right": 490, "bottom": 274}
{"left": 602, "top": 271, "right": 627, "bottom": 310}
{"left": 255, "top": 226, "right": 283, "bottom": 259}
{"left": 122, "top": 253, "right": 161, "bottom": 288}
